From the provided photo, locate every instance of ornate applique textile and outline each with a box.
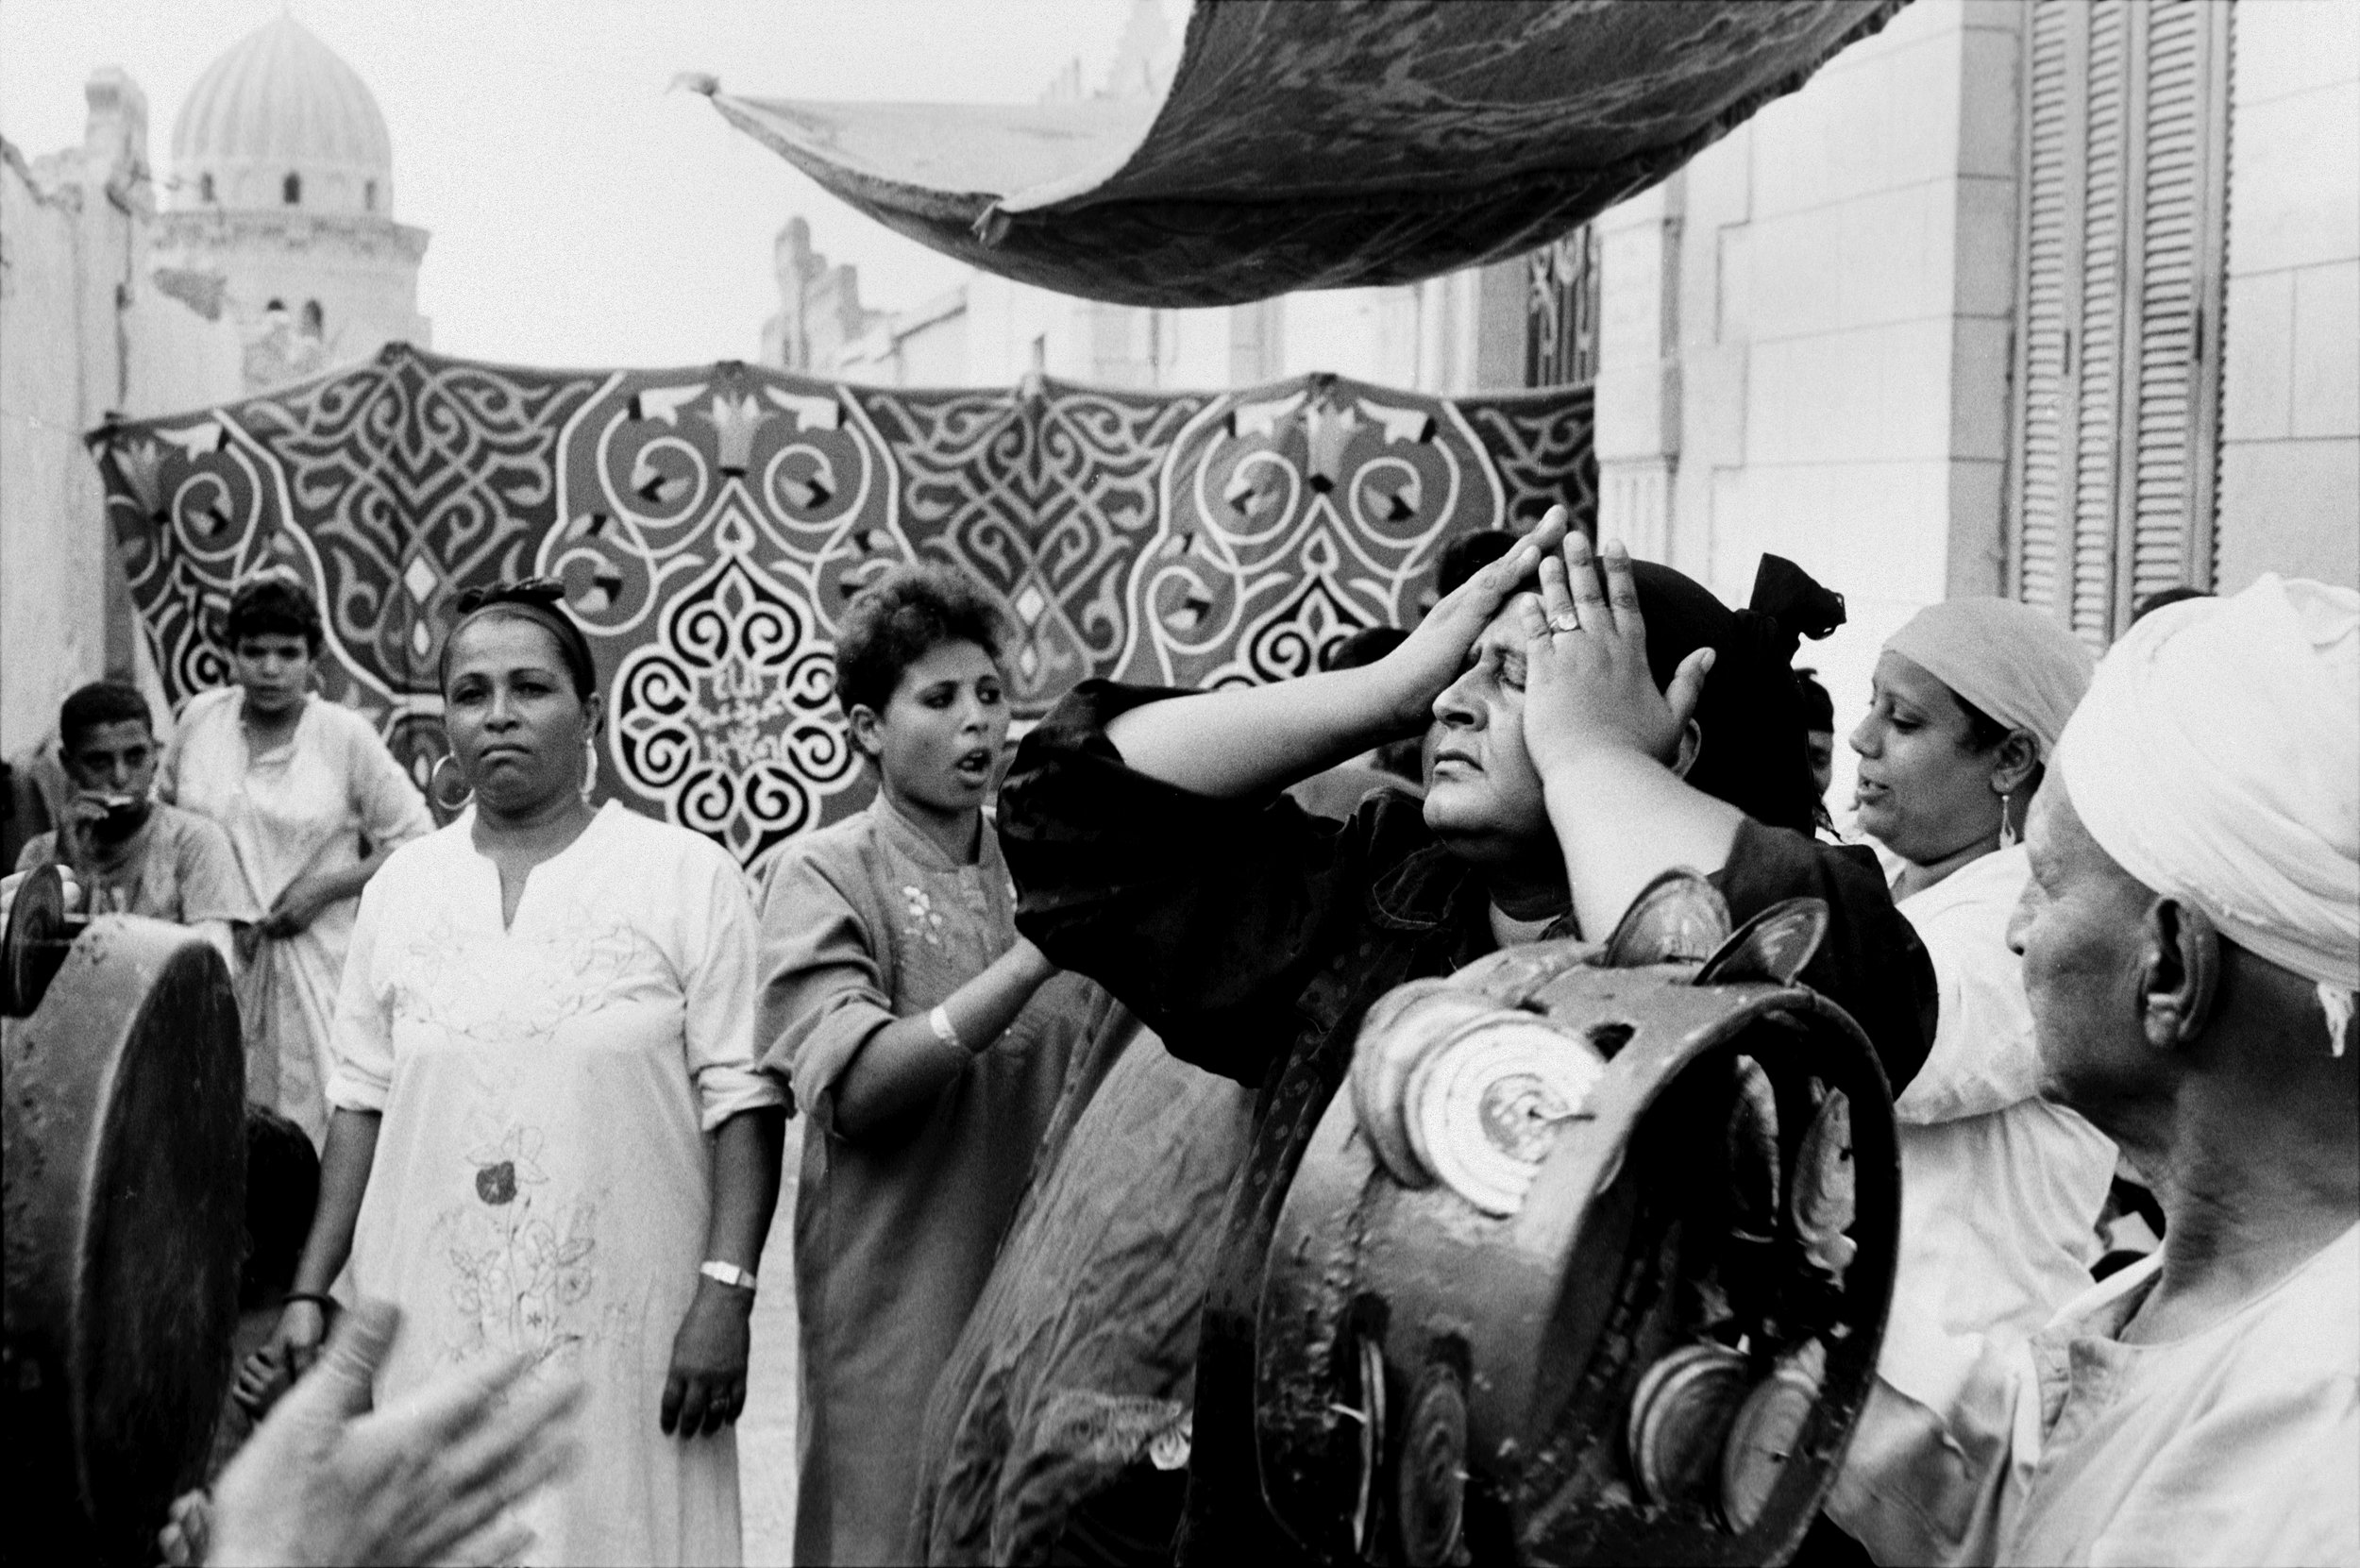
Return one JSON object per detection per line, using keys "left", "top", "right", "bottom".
{"left": 702, "top": 1, "right": 1901, "bottom": 307}
{"left": 88, "top": 345, "right": 1593, "bottom": 875}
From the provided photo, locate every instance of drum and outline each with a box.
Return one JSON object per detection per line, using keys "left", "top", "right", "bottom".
{"left": 3, "top": 915, "right": 244, "bottom": 1567}
{"left": 1256, "top": 879, "right": 1899, "bottom": 1566}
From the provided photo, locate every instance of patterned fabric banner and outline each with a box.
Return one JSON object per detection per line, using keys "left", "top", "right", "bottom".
{"left": 89, "top": 345, "right": 1594, "bottom": 874}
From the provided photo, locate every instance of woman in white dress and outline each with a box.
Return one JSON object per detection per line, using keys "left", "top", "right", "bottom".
{"left": 261, "top": 580, "right": 787, "bottom": 1566}
{"left": 1825, "top": 598, "right": 2121, "bottom": 1563}
{"left": 162, "top": 577, "right": 435, "bottom": 1143}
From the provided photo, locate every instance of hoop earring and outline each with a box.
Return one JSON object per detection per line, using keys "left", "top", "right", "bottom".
{"left": 1998, "top": 788, "right": 2018, "bottom": 850}
{"left": 428, "top": 751, "right": 473, "bottom": 814}
{"left": 581, "top": 732, "right": 599, "bottom": 805}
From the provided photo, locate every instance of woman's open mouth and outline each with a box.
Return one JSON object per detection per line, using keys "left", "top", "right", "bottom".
{"left": 952, "top": 748, "right": 994, "bottom": 784}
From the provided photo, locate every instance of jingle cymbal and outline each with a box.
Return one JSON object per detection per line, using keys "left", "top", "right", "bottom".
{"left": 1601, "top": 868, "right": 1731, "bottom": 969}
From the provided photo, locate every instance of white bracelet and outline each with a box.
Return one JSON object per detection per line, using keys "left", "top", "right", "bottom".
{"left": 929, "top": 1003, "right": 965, "bottom": 1054}
{"left": 700, "top": 1259, "right": 756, "bottom": 1292}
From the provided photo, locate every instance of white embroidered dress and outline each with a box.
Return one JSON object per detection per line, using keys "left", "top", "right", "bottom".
{"left": 164, "top": 688, "right": 434, "bottom": 1142}
{"left": 328, "top": 802, "right": 783, "bottom": 1567}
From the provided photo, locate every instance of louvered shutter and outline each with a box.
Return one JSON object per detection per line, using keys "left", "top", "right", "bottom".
{"left": 2008, "top": 0, "right": 2230, "bottom": 647}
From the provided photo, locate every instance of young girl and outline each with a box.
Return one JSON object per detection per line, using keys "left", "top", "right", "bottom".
{"left": 759, "top": 565, "right": 1097, "bottom": 1566}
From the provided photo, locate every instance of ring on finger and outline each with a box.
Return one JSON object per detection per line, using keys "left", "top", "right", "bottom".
{"left": 1548, "top": 612, "right": 1579, "bottom": 632}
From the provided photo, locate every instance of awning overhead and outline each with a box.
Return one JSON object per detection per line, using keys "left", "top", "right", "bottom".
{"left": 700, "top": 0, "right": 1904, "bottom": 308}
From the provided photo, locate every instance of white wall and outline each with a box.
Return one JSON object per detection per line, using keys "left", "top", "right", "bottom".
{"left": 2217, "top": 0, "right": 2360, "bottom": 590}
{"left": 0, "top": 143, "right": 112, "bottom": 757}
{"left": 1598, "top": 0, "right": 2022, "bottom": 818}
{"left": 1, "top": 77, "right": 244, "bottom": 758}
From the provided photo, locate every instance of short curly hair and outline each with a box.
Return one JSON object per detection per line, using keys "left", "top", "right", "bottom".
{"left": 834, "top": 564, "right": 1005, "bottom": 717}
{"left": 224, "top": 575, "right": 324, "bottom": 655}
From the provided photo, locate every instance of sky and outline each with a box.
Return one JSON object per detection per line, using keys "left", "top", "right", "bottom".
{"left": 0, "top": 0, "right": 1148, "bottom": 368}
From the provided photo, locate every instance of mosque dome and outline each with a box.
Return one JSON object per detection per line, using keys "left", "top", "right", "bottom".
{"left": 171, "top": 15, "right": 394, "bottom": 216}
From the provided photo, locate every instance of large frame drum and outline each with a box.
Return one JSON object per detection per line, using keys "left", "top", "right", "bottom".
{"left": 3, "top": 911, "right": 244, "bottom": 1567}
{"left": 1256, "top": 888, "right": 1899, "bottom": 1566}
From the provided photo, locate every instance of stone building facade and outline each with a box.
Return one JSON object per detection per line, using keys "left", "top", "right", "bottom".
{"left": 2, "top": 14, "right": 434, "bottom": 763}
{"left": 1592, "top": 0, "right": 2355, "bottom": 802}
{"left": 763, "top": 0, "right": 2354, "bottom": 812}
{"left": 1, "top": 73, "right": 242, "bottom": 760}
{"left": 151, "top": 14, "right": 431, "bottom": 392}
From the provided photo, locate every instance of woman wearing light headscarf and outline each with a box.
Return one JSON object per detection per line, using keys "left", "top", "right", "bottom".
{"left": 1825, "top": 598, "right": 2120, "bottom": 1564}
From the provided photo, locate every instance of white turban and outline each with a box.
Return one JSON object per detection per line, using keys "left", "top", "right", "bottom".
{"left": 1883, "top": 598, "right": 2096, "bottom": 757}
{"left": 2053, "top": 576, "right": 2360, "bottom": 1012}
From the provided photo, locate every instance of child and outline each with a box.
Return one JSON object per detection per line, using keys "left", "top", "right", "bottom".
{"left": 9, "top": 681, "right": 254, "bottom": 971}
{"left": 758, "top": 565, "right": 1097, "bottom": 1566}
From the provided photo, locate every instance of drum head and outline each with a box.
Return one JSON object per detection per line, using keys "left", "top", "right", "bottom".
{"left": 3, "top": 918, "right": 244, "bottom": 1566}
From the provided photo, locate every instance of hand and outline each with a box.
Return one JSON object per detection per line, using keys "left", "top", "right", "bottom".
{"left": 660, "top": 1279, "right": 751, "bottom": 1439}
{"left": 1519, "top": 535, "right": 1714, "bottom": 782}
{"left": 232, "top": 1342, "right": 297, "bottom": 1423}
{"left": 1375, "top": 506, "right": 1573, "bottom": 729}
{"left": 260, "top": 873, "right": 339, "bottom": 939}
{"left": 66, "top": 790, "right": 117, "bottom": 827}
{"left": 263, "top": 1299, "right": 331, "bottom": 1382}
{"left": 208, "top": 1298, "right": 583, "bottom": 1568}
{"left": 157, "top": 1490, "right": 211, "bottom": 1567}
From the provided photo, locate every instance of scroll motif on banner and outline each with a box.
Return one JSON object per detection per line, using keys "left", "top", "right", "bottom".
{"left": 90, "top": 345, "right": 1593, "bottom": 877}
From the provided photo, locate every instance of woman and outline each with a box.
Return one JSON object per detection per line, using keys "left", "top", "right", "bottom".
{"left": 163, "top": 577, "right": 434, "bottom": 1143}
{"left": 995, "top": 514, "right": 1941, "bottom": 1562}
{"left": 1823, "top": 597, "right": 2119, "bottom": 1565}
{"left": 758, "top": 565, "right": 1115, "bottom": 1566}
{"left": 263, "top": 581, "right": 786, "bottom": 1566}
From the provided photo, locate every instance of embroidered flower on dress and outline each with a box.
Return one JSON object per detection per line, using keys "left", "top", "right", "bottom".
{"left": 465, "top": 1125, "right": 548, "bottom": 1206}
{"left": 901, "top": 884, "right": 948, "bottom": 947}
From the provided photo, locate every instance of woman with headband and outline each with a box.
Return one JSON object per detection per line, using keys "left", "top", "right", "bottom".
{"left": 258, "top": 581, "right": 787, "bottom": 1566}
{"left": 1825, "top": 598, "right": 2119, "bottom": 1563}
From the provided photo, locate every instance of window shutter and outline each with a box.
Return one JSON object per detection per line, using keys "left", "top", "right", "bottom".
{"left": 2120, "top": 0, "right": 2231, "bottom": 612}
{"left": 2070, "top": 1, "right": 2130, "bottom": 643}
{"left": 2008, "top": 0, "right": 2230, "bottom": 647}
{"left": 2014, "top": 0, "right": 2078, "bottom": 616}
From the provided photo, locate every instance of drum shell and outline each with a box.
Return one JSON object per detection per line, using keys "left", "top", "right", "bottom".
{"left": 3, "top": 917, "right": 244, "bottom": 1567}
{"left": 1257, "top": 962, "right": 1899, "bottom": 1566}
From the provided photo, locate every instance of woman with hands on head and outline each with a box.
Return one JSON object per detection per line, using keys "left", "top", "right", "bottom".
{"left": 996, "top": 509, "right": 1940, "bottom": 1562}
{"left": 257, "top": 581, "right": 786, "bottom": 1567}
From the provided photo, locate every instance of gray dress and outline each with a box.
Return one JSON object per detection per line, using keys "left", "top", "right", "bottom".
{"left": 756, "top": 794, "right": 1113, "bottom": 1566}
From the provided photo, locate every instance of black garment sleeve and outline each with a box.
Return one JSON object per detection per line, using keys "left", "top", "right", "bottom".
{"left": 995, "top": 680, "right": 1374, "bottom": 1086}
{"left": 1713, "top": 819, "right": 1937, "bottom": 1097}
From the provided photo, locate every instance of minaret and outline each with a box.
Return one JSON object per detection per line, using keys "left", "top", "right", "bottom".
{"left": 152, "top": 14, "right": 430, "bottom": 391}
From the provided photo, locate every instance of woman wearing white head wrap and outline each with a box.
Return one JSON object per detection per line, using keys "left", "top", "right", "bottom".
{"left": 1827, "top": 599, "right": 2119, "bottom": 1566}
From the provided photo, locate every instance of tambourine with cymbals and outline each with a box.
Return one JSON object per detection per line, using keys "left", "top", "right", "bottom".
{"left": 1255, "top": 872, "right": 1898, "bottom": 1566}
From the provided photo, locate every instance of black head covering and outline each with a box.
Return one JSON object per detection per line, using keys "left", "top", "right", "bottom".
{"left": 1625, "top": 555, "right": 1845, "bottom": 834}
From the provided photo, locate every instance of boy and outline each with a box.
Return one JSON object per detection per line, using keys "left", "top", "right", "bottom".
{"left": 9, "top": 682, "right": 254, "bottom": 970}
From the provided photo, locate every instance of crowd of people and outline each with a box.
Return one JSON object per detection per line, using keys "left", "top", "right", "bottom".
{"left": 3, "top": 506, "right": 2352, "bottom": 1568}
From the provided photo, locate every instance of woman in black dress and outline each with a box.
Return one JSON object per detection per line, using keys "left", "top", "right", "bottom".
{"left": 993, "top": 511, "right": 1937, "bottom": 1563}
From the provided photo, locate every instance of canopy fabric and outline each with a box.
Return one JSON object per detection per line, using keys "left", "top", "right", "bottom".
{"left": 89, "top": 344, "right": 1593, "bottom": 874}
{"left": 702, "top": 0, "right": 1904, "bottom": 308}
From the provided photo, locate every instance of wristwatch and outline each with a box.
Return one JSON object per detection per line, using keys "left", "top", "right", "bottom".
{"left": 699, "top": 1260, "right": 757, "bottom": 1292}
